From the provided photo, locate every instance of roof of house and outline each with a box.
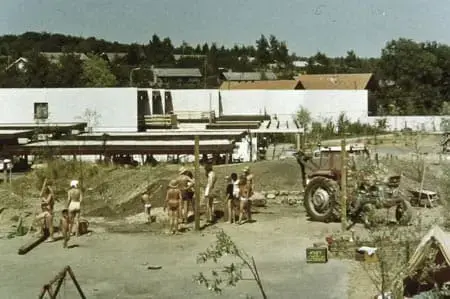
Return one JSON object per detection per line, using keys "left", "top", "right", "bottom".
{"left": 100, "top": 52, "right": 127, "bottom": 61}
{"left": 5, "top": 57, "right": 28, "bottom": 71}
{"left": 173, "top": 54, "right": 205, "bottom": 61}
{"left": 221, "top": 71, "right": 278, "bottom": 81}
{"left": 407, "top": 226, "right": 450, "bottom": 274}
{"left": 296, "top": 73, "right": 374, "bottom": 90}
{"left": 153, "top": 68, "right": 202, "bottom": 78}
{"left": 219, "top": 80, "right": 300, "bottom": 90}
{"left": 41, "top": 52, "right": 89, "bottom": 63}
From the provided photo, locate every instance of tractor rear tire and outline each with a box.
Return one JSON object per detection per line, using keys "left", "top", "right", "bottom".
{"left": 303, "top": 177, "right": 340, "bottom": 222}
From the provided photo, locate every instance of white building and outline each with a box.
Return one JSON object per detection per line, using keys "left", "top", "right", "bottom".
{"left": 0, "top": 88, "right": 138, "bottom": 132}
{"left": 0, "top": 87, "right": 369, "bottom": 132}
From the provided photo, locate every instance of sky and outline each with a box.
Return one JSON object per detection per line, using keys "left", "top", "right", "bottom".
{"left": 1, "top": 0, "right": 449, "bottom": 57}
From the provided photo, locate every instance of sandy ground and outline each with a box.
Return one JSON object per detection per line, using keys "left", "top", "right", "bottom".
{"left": 0, "top": 206, "right": 351, "bottom": 299}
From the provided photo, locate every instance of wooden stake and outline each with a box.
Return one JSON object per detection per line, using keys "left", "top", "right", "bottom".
{"left": 194, "top": 136, "right": 201, "bottom": 231}
{"left": 340, "top": 139, "right": 347, "bottom": 231}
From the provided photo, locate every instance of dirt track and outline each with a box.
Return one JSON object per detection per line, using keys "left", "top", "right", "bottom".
{"left": 0, "top": 206, "right": 351, "bottom": 299}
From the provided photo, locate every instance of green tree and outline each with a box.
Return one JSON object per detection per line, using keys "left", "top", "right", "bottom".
{"left": 24, "top": 51, "right": 59, "bottom": 87}
{"left": 255, "top": 34, "right": 271, "bottom": 67}
{"left": 296, "top": 106, "right": 312, "bottom": 133}
{"left": 81, "top": 56, "right": 117, "bottom": 87}
{"left": 378, "top": 38, "right": 442, "bottom": 114}
{"left": 57, "top": 53, "right": 84, "bottom": 87}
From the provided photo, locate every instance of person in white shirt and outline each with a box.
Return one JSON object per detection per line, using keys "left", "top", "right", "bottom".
{"left": 204, "top": 163, "right": 217, "bottom": 223}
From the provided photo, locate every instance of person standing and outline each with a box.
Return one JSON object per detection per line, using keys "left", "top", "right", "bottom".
{"left": 243, "top": 166, "right": 254, "bottom": 222}
{"left": 141, "top": 193, "right": 152, "bottom": 223}
{"left": 177, "top": 167, "right": 195, "bottom": 223}
{"left": 36, "top": 180, "right": 56, "bottom": 241}
{"left": 226, "top": 173, "right": 239, "bottom": 224}
{"left": 204, "top": 163, "right": 217, "bottom": 223}
{"left": 164, "top": 180, "right": 182, "bottom": 234}
{"left": 67, "top": 180, "right": 83, "bottom": 237}
{"left": 237, "top": 174, "right": 250, "bottom": 224}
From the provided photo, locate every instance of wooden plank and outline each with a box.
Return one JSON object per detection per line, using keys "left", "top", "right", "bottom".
{"left": 18, "top": 230, "right": 48, "bottom": 255}
{"left": 218, "top": 115, "right": 270, "bottom": 122}
{"left": 206, "top": 124, "right": 260, "bottom": 130}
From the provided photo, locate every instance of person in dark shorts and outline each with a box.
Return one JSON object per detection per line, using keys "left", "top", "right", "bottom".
{"left": 226, "top": 173, "right": 239, "bottom": 223}
{"left": 177, "top": 167, "right": 195, "bottom": 223}
{"left": 165, "top": 180, "right": 182, "bottom": 234}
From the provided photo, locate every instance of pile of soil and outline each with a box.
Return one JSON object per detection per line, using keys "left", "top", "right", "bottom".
{"left": 0, "top": 159, "right": 305, "bottom": 222}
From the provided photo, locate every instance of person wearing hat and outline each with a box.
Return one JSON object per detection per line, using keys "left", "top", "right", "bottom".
{"left": 204, "top": 163, "right": 217, "bottom": 223}
{"left": 165, "top": 179, "right": 182, "bottom": 234}
{"left": 67, "top": 180, "right": 83, "bottom": 237}
{"left": 177, "top": 167, "right": 195, "bottom": 223}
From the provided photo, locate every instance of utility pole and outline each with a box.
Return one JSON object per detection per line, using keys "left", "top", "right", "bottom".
{"left": 340, "top": 138, "right": 347, "bottom": 231}
{"left": 194, "top": 136, "right": 201, "bottom": 231}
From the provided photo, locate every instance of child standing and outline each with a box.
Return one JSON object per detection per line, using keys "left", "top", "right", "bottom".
{"left": 164, "top": 180, "right": 182, "bottom": 234}
{"left": 60, "top": 209, "right": 70, "bottom": 248}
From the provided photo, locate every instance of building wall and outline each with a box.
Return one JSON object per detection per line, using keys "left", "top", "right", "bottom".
{"left": 147, "top": 89, "right": 220, "bottom": 114}
{"left": 134, "top": 89, "right": 368, "bottom": 124}
{"left": 218, "top": 90, "right": 368, "bottom": 123}
{"left": 0, "top": 88, "right": 137, "bottom": 132}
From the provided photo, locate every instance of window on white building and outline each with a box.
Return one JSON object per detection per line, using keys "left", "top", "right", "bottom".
{"left": 34, "top": 102, "right": 49, "bottom": 120}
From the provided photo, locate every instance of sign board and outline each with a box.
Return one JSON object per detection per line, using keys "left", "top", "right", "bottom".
{"left": 306, "top": 247, "right": 328, "bottom": 263}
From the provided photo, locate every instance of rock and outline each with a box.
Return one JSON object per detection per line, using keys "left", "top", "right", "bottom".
{"left": 252, "top": 192, "right": 265, "bottom": 200}
{"left": 266, "top": 193, "right": 276, "bottom": 200}
{"left": 289, "top": 190, "right": 302, "bottom": 196}
{"left": 151, "top": 207, "right": 169, "bottom": 224}
{"left": 260, "top": 191, "right": 268, "bottom": 196}
{"left": 279, "top": 190, "right": 289, "bottom": 196}
{"left": 268, "top": 190, "right": 279, "bottom": 196}
{"left": 287, "top": 197, "right": 297, "bottom": 205}
{"left": 252, "top": 198, "right": 267, "bottom": 207}
{"left": 279, "top": 197, "right": 289, "bottom": 205}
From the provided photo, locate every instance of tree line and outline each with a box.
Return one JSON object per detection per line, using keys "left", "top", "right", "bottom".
{"left": 2, "top": 32, "right": 450, "bottom": 115}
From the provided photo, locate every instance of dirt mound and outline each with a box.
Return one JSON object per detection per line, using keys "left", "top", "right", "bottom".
{"left": 0, "top": 159, "right": 304, "bottom": 221}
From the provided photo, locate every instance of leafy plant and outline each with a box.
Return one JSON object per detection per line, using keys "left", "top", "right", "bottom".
{"left": 194, "top": 230, "right": 267, "bottom": 299}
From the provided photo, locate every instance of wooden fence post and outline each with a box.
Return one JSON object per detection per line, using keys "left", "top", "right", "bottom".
{"left": 340, "top": 139, "right": 347, "bottom": 231}
{"left": 194, "top": 136, "right": 201, "bottom": 231}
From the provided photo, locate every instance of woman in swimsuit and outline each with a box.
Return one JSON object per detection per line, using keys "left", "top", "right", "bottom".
{"left": 165, "top": 180, "right": 182, "bottom": 234}
{"left": 238, "top": 175, "right": 251, "bottom": 225}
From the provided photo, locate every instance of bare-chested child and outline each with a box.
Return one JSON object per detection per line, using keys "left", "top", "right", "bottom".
{"left": 67, "top": 180, "right": 83, "bottom": 237}
{"left": 164, "top": 180, "right": 182, "bottom": 234}
{"left": 238, "top": 174, "right": 251, "bottom": 225}
{"left": 60, "top": 209, "right": 70, "bottom": 248}
{"left": 35, "top": 180, "right": 56, "bottom": 241}
{"left": 141, "top": 193, "right": 152, "bottom": 223}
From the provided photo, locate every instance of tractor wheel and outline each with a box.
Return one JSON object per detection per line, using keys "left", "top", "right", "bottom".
{"left": 395, "top": 199, "right": 413, "bottom": 225}
{"left": 303, "top": 177, "right": 340, "bottom": 222}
